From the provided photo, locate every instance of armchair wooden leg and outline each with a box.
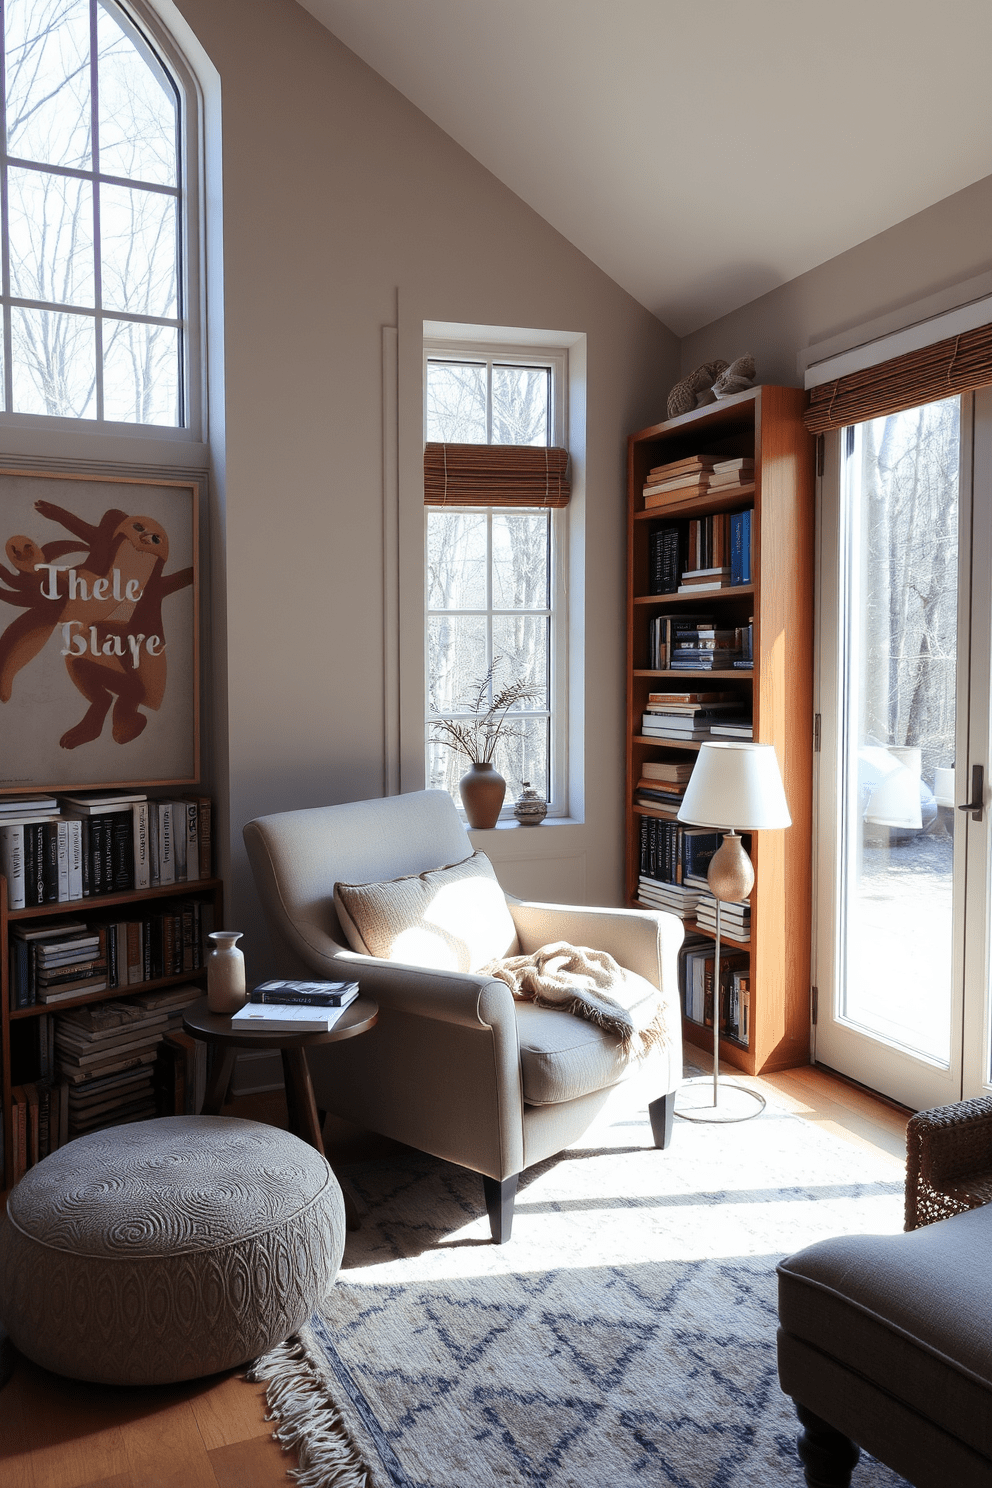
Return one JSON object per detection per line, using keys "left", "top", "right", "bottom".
{"left": 795, "top": 1403, "right": 861, "bottom": 1487}
{"left": 482, "top": 1174, "right": 518, "bottom": 1244}
{"left": 648, "top": 1092, "right": 675, "bottom": 1149}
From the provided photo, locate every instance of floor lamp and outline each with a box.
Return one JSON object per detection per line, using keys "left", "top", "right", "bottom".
{"left": 675, "top": 741, "right": 792, "bottom": 1123}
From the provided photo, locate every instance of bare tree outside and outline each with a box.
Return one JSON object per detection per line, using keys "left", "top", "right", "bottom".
{"left": 425, "top": 359, "right": 554, "bottom": 808}
{"left": 858, "top": 397, "right": 958, "bottom": 784}
{"left": 3, "top": 0, "right": 182, "bottom": 423}
{"left": 841, "top": 396, "right": 960, "bottom": 1066}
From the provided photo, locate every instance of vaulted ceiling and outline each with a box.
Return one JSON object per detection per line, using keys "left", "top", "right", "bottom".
{"left": 298, "top": 0, "right": 992, "bottom": 335}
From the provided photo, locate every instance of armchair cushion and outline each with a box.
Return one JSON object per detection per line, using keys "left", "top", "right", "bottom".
{"left": 515, "top": 1001, "right": 645, "bottom": 1105}
{"left": 333, "top": 849, "right": 518, "bottom": 972}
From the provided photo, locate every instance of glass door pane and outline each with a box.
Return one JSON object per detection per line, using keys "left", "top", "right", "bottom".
{"left": 838, "top": 399, "right": 960, "bottom": 1066}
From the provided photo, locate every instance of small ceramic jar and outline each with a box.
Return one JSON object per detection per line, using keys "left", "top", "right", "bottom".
{"left": 513, "top": 782, "right": 547, "bottom": 826}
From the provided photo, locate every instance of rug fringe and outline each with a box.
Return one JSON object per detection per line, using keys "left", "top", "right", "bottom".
{"left": 247, "top": 1335, "right": 374, "bottom": 1488}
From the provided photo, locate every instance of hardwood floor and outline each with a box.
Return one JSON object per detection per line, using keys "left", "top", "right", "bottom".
{"left": 0, "top": 1068, "right": 910, "bottom": 1488}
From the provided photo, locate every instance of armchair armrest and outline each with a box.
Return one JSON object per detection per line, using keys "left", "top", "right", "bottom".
{"left": 508, "top": 900, "right": 684, "bottom": 993}
{"left": 331, "top": 949, "right": 518, "bottom": 1032}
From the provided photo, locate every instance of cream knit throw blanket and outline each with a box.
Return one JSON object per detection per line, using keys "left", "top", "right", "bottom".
{"left": 479, "top": 941, "right": 669, "bottom": 1057}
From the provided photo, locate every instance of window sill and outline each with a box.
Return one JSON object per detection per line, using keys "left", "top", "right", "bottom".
{"left": 468, "top": 816, "right": 584, "bottom": 832}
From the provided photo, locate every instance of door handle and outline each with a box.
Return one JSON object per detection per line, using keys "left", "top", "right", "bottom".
{"left": 958, "top": 764, "right": 985, "bottom": 822}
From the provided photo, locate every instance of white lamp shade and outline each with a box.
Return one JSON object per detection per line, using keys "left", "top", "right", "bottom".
{"left": 677, "top": 741, "right": 792, "bottom": 831}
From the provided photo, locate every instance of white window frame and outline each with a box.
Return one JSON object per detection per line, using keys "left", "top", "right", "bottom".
{"left": 424, "top": 338, "right": 570, "bottom": 820}
{"left": 0, "top": 0, "right": 203, "bottom": 443}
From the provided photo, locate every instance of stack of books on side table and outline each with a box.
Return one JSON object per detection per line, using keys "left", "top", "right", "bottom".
{"left": 232, "top": 979, "right": 360, "bottom": 1032}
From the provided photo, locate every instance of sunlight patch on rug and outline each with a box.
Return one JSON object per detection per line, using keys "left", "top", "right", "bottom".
{"left": 252, "top": 1074, "right": 912, "bottom": 1487}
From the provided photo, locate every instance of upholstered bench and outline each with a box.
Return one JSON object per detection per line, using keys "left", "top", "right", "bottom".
{"left": 777, "top": 1203, "right": 992, "bottom": 1487}
{"left": 0, "top": 1115, "right": 345, "bottom": 1386}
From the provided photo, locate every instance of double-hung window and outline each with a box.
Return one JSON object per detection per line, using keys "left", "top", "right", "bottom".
{"left": 425, "top": 343, "right": 569, "bottom": 818}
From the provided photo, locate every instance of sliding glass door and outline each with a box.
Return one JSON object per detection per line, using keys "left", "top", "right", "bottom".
{"left": 814, "top": 389, "right": 992, "bottom": 1110}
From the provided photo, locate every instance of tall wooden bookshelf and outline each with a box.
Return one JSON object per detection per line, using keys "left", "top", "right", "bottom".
{"left": 626, "top": 385, "right": 814, "bottom": 1076}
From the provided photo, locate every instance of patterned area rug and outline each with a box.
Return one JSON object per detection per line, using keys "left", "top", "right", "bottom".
{"left": 251, "top": 1072, "right": 912, "bottom": 1487}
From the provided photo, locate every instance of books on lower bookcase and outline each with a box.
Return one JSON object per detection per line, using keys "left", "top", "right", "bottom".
{"left": 55, "top": 986, "right": 202, "bottom": 1142}
{"left": 154, "top": 1029, "right": 208, "bottom": 1117}
{"left": 679, "top": 940, "right": 750, "bottom": 1044}
{"left": 1, "top": 792, "right": 213, "bottom": 909}
{"left": 7, "top": 895, "right": 214, "bottom": 1010}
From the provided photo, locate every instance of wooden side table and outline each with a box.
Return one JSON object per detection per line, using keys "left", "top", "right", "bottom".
{"left": 182, "top": 995, "right": 378, "bottom": 1226}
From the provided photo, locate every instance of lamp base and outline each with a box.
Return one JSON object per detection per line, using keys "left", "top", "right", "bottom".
{"left": 674, "top": 1075, "right": 766, "bottom": 1124}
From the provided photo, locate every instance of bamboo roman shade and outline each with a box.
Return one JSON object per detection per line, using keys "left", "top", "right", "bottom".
{"left": 805, "top": 322, "right": 992, "bottom": 433}
{"left": 424, "top": 442, "right": 570, "bottom": 507}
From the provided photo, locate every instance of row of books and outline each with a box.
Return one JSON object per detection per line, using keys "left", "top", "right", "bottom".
{"left": 648, "top": 509, "right": 754, "bottom": 596}
{"left": 679, "top": 935, "right": 750, "bottom": 1044}
{"left": 8, "top": 897, "right": 213, "bottom": 1009}
{"left": 6, "top": 984, "right": 202, "bottom": 1183}
{"left": 643, "top": 454, "right": 754, "bottom": 512}
{"left": 645, "top": 615, "right": 754, "bottom": 672}
{"left": 638, "top": 816, "right": 719, "bottom": 887}
{"left": 0, "top": 790, "right": 212, "bottom": 911}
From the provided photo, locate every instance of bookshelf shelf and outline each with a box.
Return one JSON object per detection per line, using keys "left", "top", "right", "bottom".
{"left": 632, "top": 586, "right": 755, "bottom": 605}
{"left": 1, "top": 871, "right": 223, "bottom": 1187}
{"left": 626, "top": 385, "right": 814, "bottom": 1076}
{"left": 634, "top": 484, "right": 757, "bottom": 521}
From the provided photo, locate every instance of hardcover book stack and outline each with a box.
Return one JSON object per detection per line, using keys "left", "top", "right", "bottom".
{"left": 231, "top": 979, "right": 360, "bottom": 1032}
{"left": 0, "top": 791, "right": 213, "bottom": 910}
{"left": 641, "top": 690, "right": 747, "bottom": 741}
{"left": 633, "top": 757, "right": 695, "bottom": 814}
{"left": 696, "top": 891, "right": 752, "bottom": 943}
{"left": 642, "top": 454, "right": 753, "bottom": 515}
{"left": 56, "top": 985, "right": 202, "bottom": 1140}
{"left": 9, "top": 920, "right": 107, "bottom": 1009}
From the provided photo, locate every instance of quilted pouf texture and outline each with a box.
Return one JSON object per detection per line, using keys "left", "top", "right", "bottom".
{"left": 0, "top": 1115, "right": 345, "bottom": 1385}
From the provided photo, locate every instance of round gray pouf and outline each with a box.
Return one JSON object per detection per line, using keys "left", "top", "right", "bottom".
{"left": 0, "top": 1115, "right": 345, "bottom": 1386}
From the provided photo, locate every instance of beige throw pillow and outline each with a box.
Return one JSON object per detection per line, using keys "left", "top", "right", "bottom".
{"left": 333, "top": 850, "right": 518, "bottom": 972}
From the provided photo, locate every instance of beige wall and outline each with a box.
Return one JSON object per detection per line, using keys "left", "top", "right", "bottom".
{"left": 679, "top": 175, "right": 992, "bottom": 386}
{"left": 169, "top": 0, "right": 679, "bottom": 973}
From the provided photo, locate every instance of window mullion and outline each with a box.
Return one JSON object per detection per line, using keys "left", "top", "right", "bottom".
{"left": 486, "top": 507, "right": 494, "bottom": 708}
{"left": 89, "top": 0, "right": 104, "bottom": 422}
{"left": 486, "top": 357, "right": 492, "bottom": 445}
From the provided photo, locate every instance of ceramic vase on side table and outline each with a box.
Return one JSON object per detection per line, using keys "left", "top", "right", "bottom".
{"left": 207, "top": 931, "right": 246, "bottom": 1013}
{"left": 459, "top": 762, "right": 506, "bottom": 829}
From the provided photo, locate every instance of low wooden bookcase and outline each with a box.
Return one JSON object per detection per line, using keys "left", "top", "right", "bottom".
{"left": 1, "top": 875, "right": 223, "bottom": 1188}
{"left": 626, "top": 385, "right": 814, "bottom": 1075}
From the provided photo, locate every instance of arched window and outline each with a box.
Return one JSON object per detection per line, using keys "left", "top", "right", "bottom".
{"left": 1, "top": 0, "right": 188, "bottom": 426}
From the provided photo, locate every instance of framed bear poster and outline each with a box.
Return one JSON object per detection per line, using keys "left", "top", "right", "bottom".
{"left": 0, "top": 469, "right": 199, "bottom": 793}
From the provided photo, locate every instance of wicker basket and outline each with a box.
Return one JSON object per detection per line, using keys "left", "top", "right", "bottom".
{"left": 905, "top": 1096, "right": 992, "bottom": 1230}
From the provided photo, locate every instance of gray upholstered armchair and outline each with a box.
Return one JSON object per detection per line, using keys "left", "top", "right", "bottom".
{"left": 243, "top": 789, "right": 683, "bottom": 1242}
